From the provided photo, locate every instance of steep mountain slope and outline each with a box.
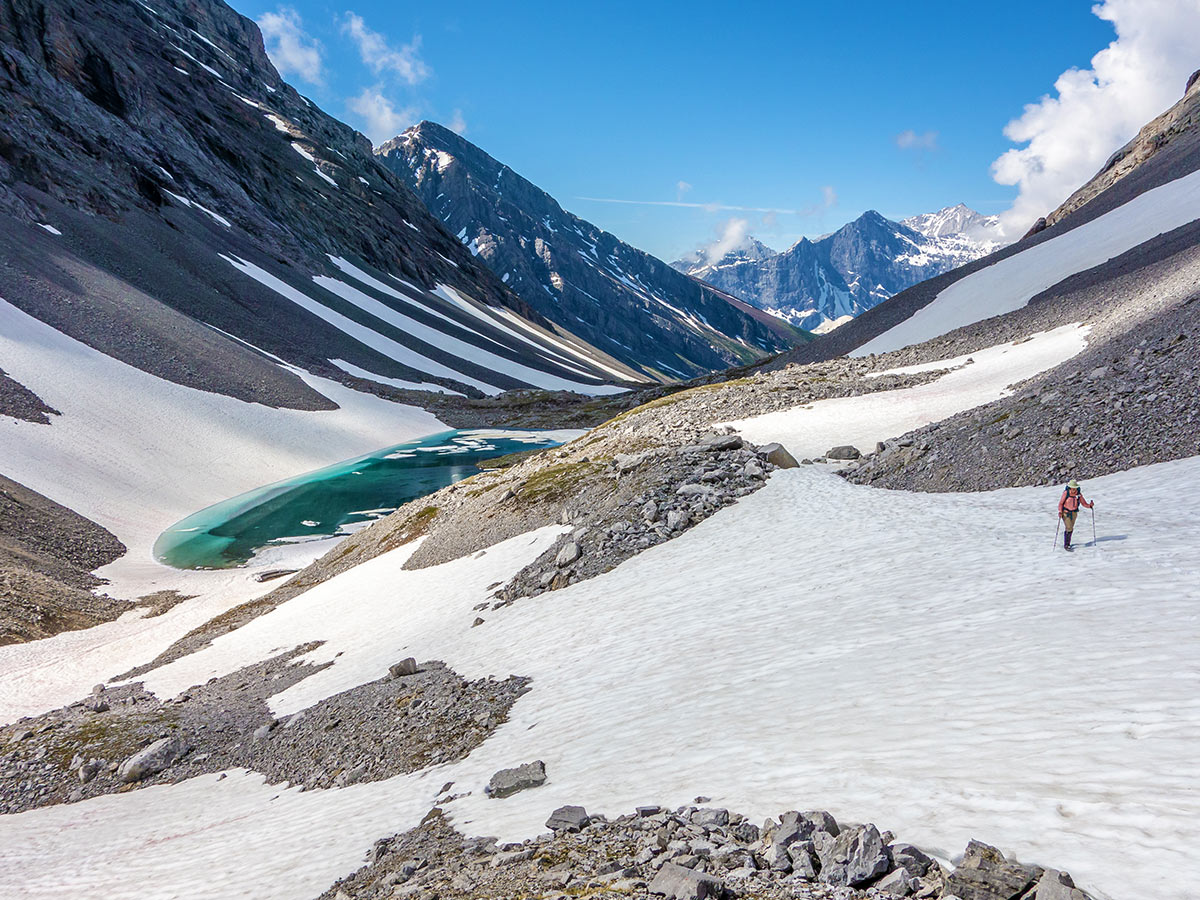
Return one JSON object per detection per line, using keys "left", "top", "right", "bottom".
{"left": 1040, "top": 68, "right": 1200, "bottom": 231}
{"left": 781, "top": 71, "right": 1200, "bottom": 367}
{"left": 376, "top": 122, "right": 805, "bottom": 381}
{"left": 0, "top": 0, "right": 638, "bottom": 400}
{"left": 674, "top": 206, "right": 1003, "bottom": 331}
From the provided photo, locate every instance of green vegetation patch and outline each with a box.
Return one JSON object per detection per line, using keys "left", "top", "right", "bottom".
{"left": 518, "top": 459, "right": 605, "bottom": 503}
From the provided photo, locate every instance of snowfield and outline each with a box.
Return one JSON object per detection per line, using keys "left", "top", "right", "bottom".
{"left": 853, "top": 167, "right": 1200, "bottom": 356}
{"left": 727, "top": 324, "right": 1089, "bottom": 459}
{"left": 1, "top": 460, "right": 1198, "bottom": 900}
{"left": 1, "top": 315, "right": 1196, "bottom": 900}
{"left": 0, "top": 294, "right": 442, "bottom": 719}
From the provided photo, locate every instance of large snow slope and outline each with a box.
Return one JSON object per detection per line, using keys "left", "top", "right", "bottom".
{"left": 852, "top": 167, "right": 1200, "bottom": 356}
{"left": 0, "top": 296, "right": 441, "bottom": 594}
{"left": 2, "top": 460, "right": 1198, "bottom": 900}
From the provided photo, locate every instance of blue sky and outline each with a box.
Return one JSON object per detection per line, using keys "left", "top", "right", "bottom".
{"left": 232, "top": 0, "right": 1189, "bottom": 261}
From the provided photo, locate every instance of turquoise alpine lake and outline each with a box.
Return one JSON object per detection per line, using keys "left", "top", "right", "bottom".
{"left": 153, "top": 429, "right": 565, "bottom": 570}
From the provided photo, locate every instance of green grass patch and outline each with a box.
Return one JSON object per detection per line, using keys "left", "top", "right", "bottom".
{"left": 518, "top": 459, "right": 604, "bottom": 503}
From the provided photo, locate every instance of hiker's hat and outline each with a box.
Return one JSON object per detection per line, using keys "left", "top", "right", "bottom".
{"left": 1067, "top": 479, "right": 1080, "bottom": 488}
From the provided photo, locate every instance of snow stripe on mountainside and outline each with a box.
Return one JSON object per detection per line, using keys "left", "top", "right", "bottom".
{"left": 729, "top": 324, "right": 1089, "bottom": 456}
{"left": 3, "top": 455, "right": 1197, "bottom": 900}
{"left": 0, "top": 297, "right": 440, "bottom": 592}
{"left": 378, "top": 122, "right": 802, "bottom": 380}
{"left": 222, "top": 256, "right": 508, "bottom": 396}
{"left": 852, "top": 167, "right": 1200, "bottom": 355}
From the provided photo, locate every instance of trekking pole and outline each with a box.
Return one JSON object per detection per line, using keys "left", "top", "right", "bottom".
{"left": 1053, "top": 514, "right": 1061, "bottom": 552}
{"left": 1091, "top": 507, "right": 1097, "bottom": 547}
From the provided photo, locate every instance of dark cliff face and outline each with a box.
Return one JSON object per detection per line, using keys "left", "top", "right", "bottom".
{"left": 0, "top": 0, "right": 631, "bottom": 402}
{"left": 377, "top": 122, "right": 805, "bottom": 382}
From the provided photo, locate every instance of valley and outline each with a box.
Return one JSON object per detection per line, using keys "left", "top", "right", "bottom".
{"left": 1, "top": 2, "right": 1198, "bottom": 900}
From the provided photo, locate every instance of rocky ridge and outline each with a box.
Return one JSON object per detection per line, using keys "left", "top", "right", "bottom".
{"left": 843, "top": 225, "right": 1200, "bottom": 492}
{"left": 379, "top": 122, "right": 803, "bottom": 381}
{"left": 674, "top": 207, "right": 1003, "bottom": 332}
{"left": 0, "top": 651, "right": 527, "bottom": 814}
{"left": 317, "top": 805, "right": 1094, "bottom": 900}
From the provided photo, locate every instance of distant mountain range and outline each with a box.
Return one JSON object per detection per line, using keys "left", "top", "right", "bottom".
{"left": 673, "top": 205, "right": 1005, "bottom": 332}
{"left": 378, "top": 122, "right": 805, "bottom": 382}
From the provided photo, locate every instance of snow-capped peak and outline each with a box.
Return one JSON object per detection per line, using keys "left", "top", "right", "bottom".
{"left": 902, "top": 203, "right": 1005, "bottom": 247}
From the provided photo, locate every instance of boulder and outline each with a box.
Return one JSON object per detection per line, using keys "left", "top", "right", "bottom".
{"left": 1031, "top": 868, "right": 1092, "bottom": 900}
{"left": 691, "top": 807, "right": 729, "bottom": 829}
{"left": 818, "top": 824, "right": 890, "bottom": 886}
{"left": 666, "top": 509, "right": 691, "bottom": 531}
{"left": 788, "top": 841, "right": 818, "bottom": 879}
{"left": 825, "top": 445, "right": 862, "bottom": 460}
{"left": 116, "top": 736, "right": 189, "bottom": 783}
{"left": 485, "top": 760, "right": 547, "bottom": 798}
{"left": 703, "top": 434, "right": 744, "bottom": 452}
{"left": 759, "top": 442, "right": 799, "bottom": 468}
{"left": 389, "top": 658, "right": 418, "bottom": 678}
{"left": 545, "top": 805, "right": 591, "bottom": 832}
{"left": 944, "top": 840, "right": 1040, "bottom": 900}
{"left": 890, "top": 842, "right": 936, "bottom": 878}
{"left": 875, "top": 867, "right": 913, "bottom": 896}
{"left": 649, "top": 862, "right": 724, "bottom": 899}
{"left": 555, "top": 541, "right": 581, "bottom": 567}
{"left": 803, "top": 810, "right": 840, "bottom": 836}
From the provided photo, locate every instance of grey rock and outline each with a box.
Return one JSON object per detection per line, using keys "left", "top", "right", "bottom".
{"left": 944, "top": 840, "right": 1040, "bottom": 900}
{"left": 666, "top": 509, "right": 691, "bottom": 531}
{"left": 704, "top": 434, "right": 744, "bottom": 452}
{"left": 389, "top": 658, "right": 419, "bottom": 678}
{"left": 803, "top": 810, "right": 840, "bottom": 836}
{"left": 876, "top": 867, "right": 914, "bottom": 896}
{"left": 759, "top": 442, "right": 800, "bottom": 468}
{"left": 555, "top": 542, "right": 581, "bottom": 567}
{"left": 1031, "top": 868, "right": 1091, "bottom": 900}
{"left": 486, "top": 760, "right": 546, "bottom": 798}
{"left": 648, "top": 861, "right": 724, "bottom": 899}
{"left": 743, "top": 461, "right": 765, "bottom": 479}
{"left": 692, "top": 807, "right": 729, "bottom": 828}
{"left": 116, "top": 736, "right": 188, "bottom": 783}
{"left": 545, "top": 805, "right": 591, "bottom": 832}
{"left": 890, "top": 842, "right": 936, "bottom": 877}
{"left": 825, "top": 445, "right": 862, "bottom": 460}
{"left": 787, "top": 841, "right": 818, "bottom": 879}
{"left": 818, "top": 824, "right": 890, "bottom": 887}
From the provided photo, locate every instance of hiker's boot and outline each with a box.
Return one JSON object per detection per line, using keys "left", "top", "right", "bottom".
{"left": 1064, "top": 530, "right": 1072, "bottom": 549}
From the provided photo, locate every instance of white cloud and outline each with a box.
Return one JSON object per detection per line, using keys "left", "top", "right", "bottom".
{"left": 991, "top": 0, "right": 1200, "bottom": 236}
{"left": 815, "top": 185, "right": 837, "bottom": 212}
{"left": 695, "top": 217, "right": 751, "bottom": 266}
{"left": 448, "top": 109, "right": 467, "bottom": 135}
{"left": 349, "top": 87, "right": 417, "bottom": 146}
{"left": 676, "top": 180, "right": 693, "bottom": 201}
{"left": 258, "top": 7, "right": 324, "bottom": 85}
{"left": 341, "top": 13, "right": 430, "bottom": 84}
{"left": 896, "top": 129, "right": 939, "bottom": 151}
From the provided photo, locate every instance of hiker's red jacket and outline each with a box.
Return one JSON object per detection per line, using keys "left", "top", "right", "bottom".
{"left": 1059, "top": 490, "right": 1094, "bottom": 514}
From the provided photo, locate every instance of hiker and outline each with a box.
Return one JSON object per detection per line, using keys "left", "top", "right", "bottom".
{"left": 1058, "top": 479, "right": 1094, "bottom": 550}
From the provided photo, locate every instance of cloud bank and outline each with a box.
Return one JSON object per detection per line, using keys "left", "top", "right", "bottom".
{"left": 992, "top": 0, "right": 1200, "bottom": 236}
